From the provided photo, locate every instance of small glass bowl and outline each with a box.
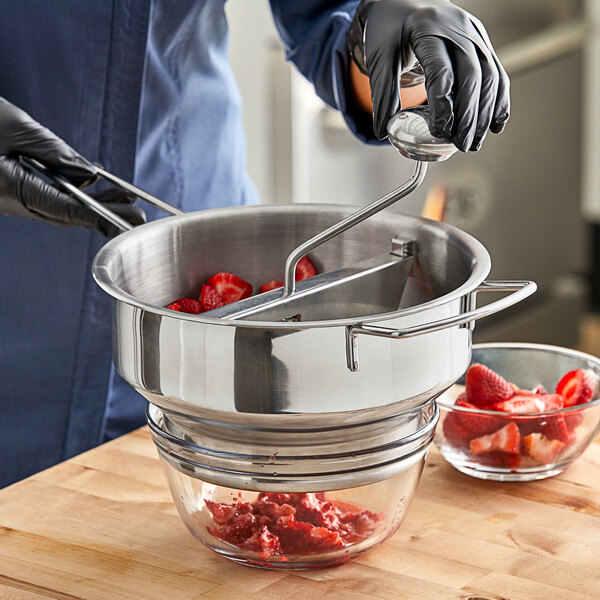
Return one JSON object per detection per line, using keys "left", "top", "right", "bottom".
{"left": 434, "top": 343, "right": 600, "bottom": 481}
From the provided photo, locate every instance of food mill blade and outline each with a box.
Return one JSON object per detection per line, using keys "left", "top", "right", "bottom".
{"left": 206, "top": 239, "right": 416, "bottom": 322}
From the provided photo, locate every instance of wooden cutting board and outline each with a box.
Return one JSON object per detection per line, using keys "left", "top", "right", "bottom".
{"left": 0, "top": 427, "right": 599, "bottom": 600}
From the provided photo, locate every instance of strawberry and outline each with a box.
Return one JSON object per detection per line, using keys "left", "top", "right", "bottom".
{"left": 466, "top": 364, "right": 514, "bottom": 408}
{"left": 522, "top": 433, "right": 564, "bottom": 463}
{"left": 469, "top": 422, "right": 521, "bottom": 455}
{"left": 564, "top": 409, "right": 584, "bottom": 430}
{"left": 259, "top": 280, "right": 284, "bottom": 294}
{"left": 473, "top": 452, "right": 522, "bottom": 469}
{"left": 540, "top": 393, "right": 564, "bottom": 411}
{"left": 493, "top": 395, "right": 545, "bottom": 414}
{"left": 540, "top": 415, "right": 575, "bottom": 445}
{"left": 503, "top": 453, "right": 523, "bottom": 469}
{"left": 165, "top": 298, "right": 203, "bottom": 314}
{"left": 510, "top": 395, "right": 564, "bottom": 438}
{"left": 555, "top": 369, "right": 599, "bottom": 406}
{"left": 200, "top": 284, "right": 225, "bottom": 311}
{"left": 454, "top": 398, "right": 505, "bottom": 438}
{"left": 206, "top": 273, "right": 253, "bottom": 304}
{"left": 508, "top": 383, "right": 547, "bottom": 397}
{"left": 513, "top": 415, "right": 542, "bottom": 437}
{"left": 442, "top": 412, "right": 471, "bottom": 448}
{"left": 294, "top": 256, "right": 317, "bottom": 281}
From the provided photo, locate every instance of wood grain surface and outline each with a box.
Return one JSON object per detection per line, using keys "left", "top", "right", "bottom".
{"left": 0, "top": 427, "right": 599, "bottom": 600}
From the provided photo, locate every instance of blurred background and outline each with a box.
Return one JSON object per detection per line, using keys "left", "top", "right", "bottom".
{"left": 225, "top": 0, "right": 600, "bottom": 354}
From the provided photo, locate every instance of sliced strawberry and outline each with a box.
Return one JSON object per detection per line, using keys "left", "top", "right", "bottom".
{"left": 259, "top": 280, "right": 284, "bottom": 294}
{"left": 532, "top": 383, "right": 548, "bottom": 395}
{"left": 206, "top": 272, "right": 253, "bottom": 304}
{"left": 540, "top": 393, "right": 564, "bottom": 411}
{"left": 522, "top": 433, "right": 564, "bottom": 463}
{"left": 454, "top": 398, "right": 506, "bottom": 438}
{"left": 555, "top": 369, "right": 599, "bottom": 406}
{"left": 540, "top": 415, "right": 575, "bottom": 445}
{"left": 200, "top": 284, "right": 225, "bottom": 311}
{"left": 493, "top": 395, "right": 546, "bottom": 414}
{"left": 165, "top": 298, "right": 203, "bottom": 314}
{"left": 294, "top": 256, "right": 317, "bottom": 281}
{"left": 466, "top": 364, "right": 514, "bottom": 408}
{"left": 469, "top": 422, "right": 521, "bottom": 455}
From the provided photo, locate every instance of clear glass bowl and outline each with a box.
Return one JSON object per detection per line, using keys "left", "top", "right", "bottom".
{"left": 159, "top": 461, "right": 424, "bottom": 569}
{"left": 434, "top": 343, "right": 600, "bottom": 481}
{"left": 147, "top": 401, "right": 438, "bottom": 569}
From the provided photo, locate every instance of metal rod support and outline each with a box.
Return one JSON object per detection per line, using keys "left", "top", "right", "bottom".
{"left": 282, "top": 161, "right": 427, "bottom": 297}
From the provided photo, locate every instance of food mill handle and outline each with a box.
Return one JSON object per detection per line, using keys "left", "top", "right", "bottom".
{"left": 96, "top": 168, "right": 184, "bottom": 219}
{"left": 281, "top": 160, "right": 428, "bottom": 298}
{"left": 345, "top": 280, "right": 537, "bottom": 372}
{"left": 23, "top": 158, "right": 184, "bottom": 234}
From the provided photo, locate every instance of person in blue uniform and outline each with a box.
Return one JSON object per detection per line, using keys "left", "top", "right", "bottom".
{"left": 0, "top": 0, "right": 509, "bottom": 486}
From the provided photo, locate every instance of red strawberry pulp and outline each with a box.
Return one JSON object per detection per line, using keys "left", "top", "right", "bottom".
{"left": 204, "top": 492, "right": 382, "bottom": 560}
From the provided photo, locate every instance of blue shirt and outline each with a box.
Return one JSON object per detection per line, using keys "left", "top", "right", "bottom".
{"left": 0, "top": 0, "right": 369, "bottom": 486}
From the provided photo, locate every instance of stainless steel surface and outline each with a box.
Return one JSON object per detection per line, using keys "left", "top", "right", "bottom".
{"left": 345, "top": 280, "right": 536, "bottom": 371}
{"left": 400, "top": 65, "right": 425, "bottom": 88}
{"left": 147, "top": 400, "right": 438, "bottom": 491}
{"left": 92, "top": 203, "right": 534, "bottom": 423}
{"left": 387, "top": 107, "right": 457, "bottom": 163}
{"left": 208, "top": 243, "right": 415, "bottom": 321}
{"left": 221, "top": 162, "right": 426, "bottom": 320}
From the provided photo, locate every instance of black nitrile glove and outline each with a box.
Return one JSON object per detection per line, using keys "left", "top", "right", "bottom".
{"left": 348, "top": 0, "right": 510, "bottom": 150}
{"left": 0, "top": 97, "right": 146, "bottom": 236}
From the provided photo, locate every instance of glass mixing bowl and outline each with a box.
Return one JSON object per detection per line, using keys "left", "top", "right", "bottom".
{"left": 159, "top": 466, "right": 424, "bottom": 569}
{"left": 147, "top": 401, "right": 438, "bottom": 569}
{"left": 435, "top": 343, "right": 600, "bottom": 481}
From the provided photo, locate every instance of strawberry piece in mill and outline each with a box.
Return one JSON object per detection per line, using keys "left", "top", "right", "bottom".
{"left": 259, "top": 280, "right": 284, "bottom": 293}
{"left": 165, "top": 298, "right": 203, "bottom": 314}
{"left": 205, "top": 272, "right": 253, "bottom": 304}
{"left": 200, "top": 284, "right": 225, "bottom": 311}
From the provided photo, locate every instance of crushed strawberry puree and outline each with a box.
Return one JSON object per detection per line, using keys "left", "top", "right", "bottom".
{"left": 204, "top": 492, "right": 382, "bottom": 559}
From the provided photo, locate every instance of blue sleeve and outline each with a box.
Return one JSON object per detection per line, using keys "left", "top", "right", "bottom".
{"left": 269, "top": 0, "right": 380, "bottom": 144}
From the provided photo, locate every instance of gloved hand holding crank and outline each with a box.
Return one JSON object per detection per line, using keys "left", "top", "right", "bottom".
{"left": 0, "top": 97, "right": 145, "bottom": 236}
{"left": 348, "top": 0, "right": 510, "bottom": 150}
